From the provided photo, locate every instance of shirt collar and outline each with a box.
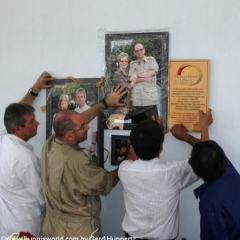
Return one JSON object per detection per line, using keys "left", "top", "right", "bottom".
{"left": 137, "top": 56, "right": 147, "bottom": 63}
{"left": 54, "top": 136, "right": 81, "bottom": 150}
{"left": 8, "top": 133, "right": 34, "bottom": 151}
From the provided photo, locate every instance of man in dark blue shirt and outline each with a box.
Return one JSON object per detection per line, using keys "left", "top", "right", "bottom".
{"left": 189, "top": 140, "right": 240, "bottom": 240}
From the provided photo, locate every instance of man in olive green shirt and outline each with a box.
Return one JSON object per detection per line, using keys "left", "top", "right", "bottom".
{"left": 129, "top": 43, "right": 159, "bottom": 122}
{"left": 41, "top": 86, "right": 127, "bottom": 238}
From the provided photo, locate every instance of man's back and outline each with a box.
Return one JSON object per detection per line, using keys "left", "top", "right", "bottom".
{"left": 41, "top": 135, "right": 112, "bottom": 237}
{"left": 195, "top": 158, "right": 240, "bottom": 240}
{"left": 119, "top": 158, "right": 197, "bottom": 239}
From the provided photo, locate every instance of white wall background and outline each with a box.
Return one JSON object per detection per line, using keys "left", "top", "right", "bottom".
{"left": 1, "top": 1, "right": 240, "bottom": 239}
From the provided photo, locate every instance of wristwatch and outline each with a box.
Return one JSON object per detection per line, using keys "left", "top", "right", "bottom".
{"left": 100, "top": 98, "right": 109, "bottom": 109}
{"left": 28, "top": 88, "right": 38, "bottom": 96}
{"left": 92, "top": 142, "right": 97, "bottom": 146}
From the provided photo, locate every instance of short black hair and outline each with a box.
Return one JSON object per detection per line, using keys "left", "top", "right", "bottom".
{"left": 189, "top": 140, "right": 226, "bottom": 182}
{"left": 130, "top": 120, "right": 164, "bottom": 160}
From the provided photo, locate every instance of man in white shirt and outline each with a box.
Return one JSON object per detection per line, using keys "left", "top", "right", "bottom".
{"left": 0, "top": 72, "right": 55, "bottom": 237}
{"left": 74, "top": 87, "right": 97, "bottom": 158}
{"left": 119, "top": 110, "right": 213, "bottom": 240}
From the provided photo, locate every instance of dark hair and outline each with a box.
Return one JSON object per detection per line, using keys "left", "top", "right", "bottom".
{"left": 130, "top": 120, "right": 164, "bottom": 160}
{"left": 189, "top": 140, "right": 226, "bottom": 182}
{"left": 53, "top": 110, "right": 77, "bottom": 138}
{"left": 4, "top": 103, "right": 35, "bottom": 134}
{"left": 120, "top": 143, "right": 127, "bottom": 149}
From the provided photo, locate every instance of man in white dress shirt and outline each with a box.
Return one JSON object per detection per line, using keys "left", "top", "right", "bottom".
{"left": 74, "top": 88, "right": 97, "bottom": 158}
{"left": 0, "top": 72, "right": 55, "bottom": 237}
{"left": 119, "top": 110, "right": 213, "bottom": 240}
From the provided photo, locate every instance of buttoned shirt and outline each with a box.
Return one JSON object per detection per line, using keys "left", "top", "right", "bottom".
{"left": 119, "top": 158, "right": 198, "bottom": 240}
{"left": 0, "top": 129, "right": 45, "bottom": 237}
{"left": 194, "top": 158, "right": 240, "bottom": 240}
{"left": 129, "top": 56, "right": 159, "bottom": 106}
{"left": 75, "top": 104, "right": 97, "bottom": 150}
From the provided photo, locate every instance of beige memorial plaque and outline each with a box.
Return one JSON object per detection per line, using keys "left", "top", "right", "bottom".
{"left": 168, "top": 59, "right": 209, "bottom": 132}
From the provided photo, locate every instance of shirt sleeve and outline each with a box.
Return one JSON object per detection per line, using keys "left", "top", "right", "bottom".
{"left": 148, "top": 57, "right": 159, "bottom": 72}
{"left": 174, "top": 159, "right": 198, "bottom": 189}
{"left": 76, "top": 159, "right": 113, "bottom": 196}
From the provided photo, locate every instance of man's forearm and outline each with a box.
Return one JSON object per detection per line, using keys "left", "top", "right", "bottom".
{"left": 92, "top": 132, "right": 97, "bottom": 143}
{"left": 82, "top": 101, "right": 106, "bottom": 124}
{"left": 199, "top": 109, "right": 212, "bottom": 141}
{"left": 21, "top": 93, "right": 38, "bottom": 105}
{"left": 82, "top": 85, "right": 128, "bottom": 123}
{"left": 137, "top": 69, "right": 156, "bottom": 78}
{"left": 20, "top": 72, "right": 54, "bottom": 105}
{"left": 185, "top": 134, "right": 200, "bottom": 146}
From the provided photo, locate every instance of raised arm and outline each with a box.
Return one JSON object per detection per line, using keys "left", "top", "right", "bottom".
{"left": 82, "top": 85, "right": 128, "bottom": 124}
{"left": 20, "top": 72, "right": 55, "bottom": 105}
{"left": 171, "top": 109, "right": 213, "bottom": 146}
{"left": 199, "top": 108, "right": 213, "bottom": 141}
{"left": 171, "top": 124, "right": 200, "bottom": 146}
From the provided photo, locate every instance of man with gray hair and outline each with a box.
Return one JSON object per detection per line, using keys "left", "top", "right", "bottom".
{"left": 0, "top": 72, "right": 55, "bottom": 237}
{"left": 74, "top": 87, "right": 98, "bottom": 158}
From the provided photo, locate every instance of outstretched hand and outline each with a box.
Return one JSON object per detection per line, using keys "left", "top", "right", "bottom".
{"left": 199, "top": 108, "right": 213, "bottom": 141}
{"left": 199, "top": 108, "right": 213, "bottom": 127}
{"left": 105, "top": 85, "right": 128, "bottom": 107}
{"left": 21, "top": 71, "right": 55, "bottom": 104}
{"left": 170, "top": 124, "right": 189, "bottom": 142}
{"left": 32, "top": 72, "right": 55, "bottom": 93}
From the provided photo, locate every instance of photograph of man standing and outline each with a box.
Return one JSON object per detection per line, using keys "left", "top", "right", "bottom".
{"left": 129, "top": 43, "right": 159, "bottom": 123}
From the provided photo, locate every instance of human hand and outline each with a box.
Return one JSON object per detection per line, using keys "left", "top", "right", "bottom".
{"left": 129, "top": 73, "right": 137, "bottom": 87}
{"left": 105, "top": 85, "right": 128, "bottom": 107}
{"left": 130, "top": 80, "right": 136, "bottom": 87}
{"left": 146, "top": 78, "right": 153, "bottom": 84}
{"left": 170, "top": 124, "right": 189, "bottom": 142}
{"left": 32, "top": 72, "right": 55, "bottom": 93}
{"left": 199, "top": 109, "right": 213, "bottom": 127}
{"left": 90, "top": 144, "right": 95, "bottom": 152}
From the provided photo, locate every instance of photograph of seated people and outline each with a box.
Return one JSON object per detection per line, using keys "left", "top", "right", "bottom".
{"left": 41, "top": 85, "right": 128, "bottom": 238}
{"left": 189, "top": 140, "right": 240, "bottom": 239}
{"left": 107, "top": 52, "right": 131, "bottom": 130}
{"left": 118, "top": 109, "right": 213, "bottom": 240}
{"left": 74, "top": 87, "right": 98, "bottom": 158}
{"left": 0, "top": 72, "right": 55, "bottom": 237}
{"left": 128, "top": 43, "right": 159, "bottom": 123}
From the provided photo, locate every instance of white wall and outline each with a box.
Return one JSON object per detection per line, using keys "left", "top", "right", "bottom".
{"left": 1, "top": 1, "right": 240, "bottom": 239}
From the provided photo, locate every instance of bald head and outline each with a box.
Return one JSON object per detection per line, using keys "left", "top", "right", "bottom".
{"left": 135, "top": 43, "right": 144, "bottom": 49}
{"left": 134, "top": 43, "right": 145, "bottom": 60}
{"left": 53, "top": 110, "right": 84, "bottom": 138}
